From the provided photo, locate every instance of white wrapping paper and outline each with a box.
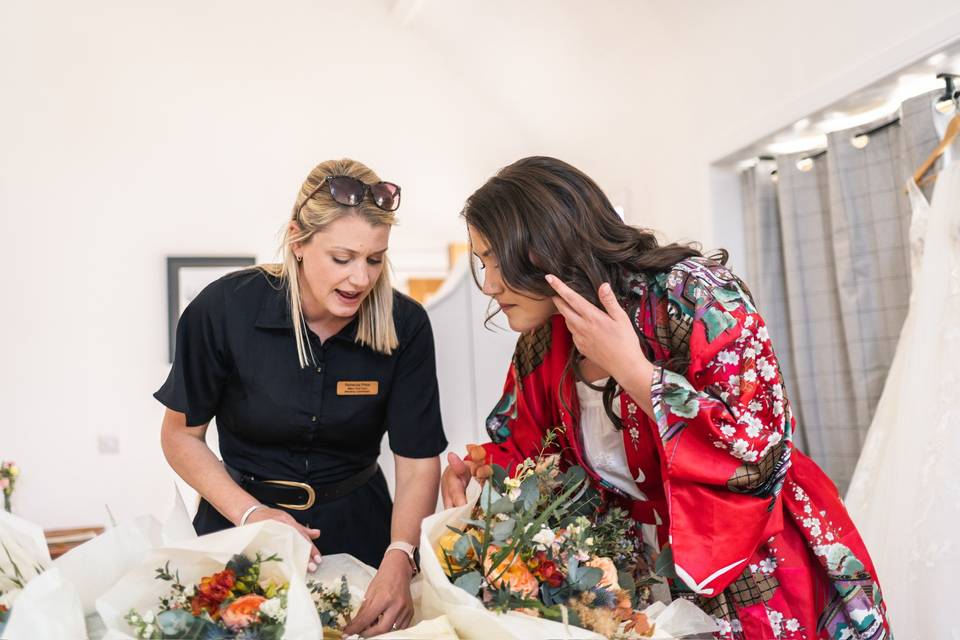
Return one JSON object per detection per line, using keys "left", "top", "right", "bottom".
{"left": 96, "top": 520, "right": 320, "bottom": 639}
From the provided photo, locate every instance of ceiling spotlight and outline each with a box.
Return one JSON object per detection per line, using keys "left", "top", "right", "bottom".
{"left": 851, "top": 134, "right": 870, "bottom": 149}
{"left": 770, "top": 171, "right": 779, "bottom": 184}
{"left": 928, "top": 53, "right": 948, "bottom": 66}
{"left": 796, "top": 157, "right": 815, "bottom": 172}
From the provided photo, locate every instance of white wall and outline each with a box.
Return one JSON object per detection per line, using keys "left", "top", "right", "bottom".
{"left": 3, "top": 0, "right": 960, "bottom": 528}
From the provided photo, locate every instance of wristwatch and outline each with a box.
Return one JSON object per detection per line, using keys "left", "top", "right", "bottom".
{"left": 385, "top": 541, "right": 420, "bottom": 575}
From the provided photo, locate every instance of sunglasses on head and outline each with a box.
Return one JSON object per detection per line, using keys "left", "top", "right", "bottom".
{"left": 299, "top": 175, "right": 401, "bottom": 215}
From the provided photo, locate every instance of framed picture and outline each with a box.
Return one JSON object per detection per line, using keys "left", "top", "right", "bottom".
{"left": 167, "top": 256, "right": 256, "bottom": 362}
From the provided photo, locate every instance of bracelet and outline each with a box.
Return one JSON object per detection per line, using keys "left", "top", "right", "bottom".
{"left": 239, "top": 503, "right": 267, "bottom": 526}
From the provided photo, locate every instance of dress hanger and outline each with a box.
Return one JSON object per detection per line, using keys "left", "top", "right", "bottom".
{"left": 914, "top": 73, "right": 960, "bottom": 188}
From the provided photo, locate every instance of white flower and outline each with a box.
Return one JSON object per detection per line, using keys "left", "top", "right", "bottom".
{"left": 142, "top": 610, "right": 155, "bottom": 624}
{"left": 744, "top": 316, "right": 755, "bottom": 328}
{"left": 731, "top": 439, "right": 758, "bottom": 461}
{"left": 532, "top": 527, "right": 556, "bottom": 547}
{"left": 143, "top": 624, "right": 157, "bottom": 639}
{"left": 745, "top": 423, "right": 761, "bottom": 439}
{"left": 721, "top": 424, "right": 737, "bottom": 438}
{"left": 743, "top": 346, "right": 757, "bottom": 359}
{"left": 771, "top": 384, "right": 783, "bottom": 400}
{"left": 767, "top": 609, "right": 784, "bottom": 635}
{"left": 759, "top": 360, "right": 777, "bottom": 382}
{"left": 716, "top": 350, "right": 740, "bottom": 366}
{"left": 715, "top": 619, "right": 732, "bottom": 634}
{"left": 757, "top": 326, "right": 770, "bottom": 342}
{"left": 743, "top": 369, "right": 758, "bottom": 383}
{"left": 804, "top": 503, "right": 812, "bottom": 514}
{"left": 767, "top": 432, "right": 782, "bottom": 446}
{"left": 260, "top": 597, "right": 286, "bottom": 623}
{"left": 826, "top": 532, "right": 835, "bottom": 541}
{"left": 786, "top": 618, "right": 800, "bottom": 632}
{"left": 759, "top": 557, "right": 777, "bottom": 574}
{"left": 731, "top": 619, "right": 743, "bottom": 632}
{"left": 773, "top": 400, "right": 784, "bottom": 416}
{"left": 748, "top": 400, "right": 763, "bottom": 412}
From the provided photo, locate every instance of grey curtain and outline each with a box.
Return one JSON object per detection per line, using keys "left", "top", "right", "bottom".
{"left": 739, "top": 90, "right": 944, "bottom": 493}
{"left": 739, "top": 160, "right": 807, "bottom": 453}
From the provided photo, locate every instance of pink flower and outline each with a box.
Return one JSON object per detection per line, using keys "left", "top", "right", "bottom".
{"left": 0, "top": 478, "right": 8, "bottom": 490}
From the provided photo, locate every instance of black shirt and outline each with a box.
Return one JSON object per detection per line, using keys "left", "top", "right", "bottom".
{"left": 155, "top": 268, "right": 447, "bottom": 485}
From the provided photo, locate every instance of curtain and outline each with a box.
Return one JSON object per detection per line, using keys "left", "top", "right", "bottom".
{"left": 739, "top": 90, "right": 944, "bottom": 493}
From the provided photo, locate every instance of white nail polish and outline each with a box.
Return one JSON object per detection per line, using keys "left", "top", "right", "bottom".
{"left": 308, "top": 562, "right": 318, "bottom": 572}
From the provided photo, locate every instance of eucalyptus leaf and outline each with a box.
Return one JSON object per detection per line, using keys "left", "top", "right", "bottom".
{"left": 490, "top": 496, "right": 515, "bottom": 515}
{"left": 563, "top": 466, "right": 586, "bottom": 486}
{"left": 655, "top": 543, "right": 679, "bottom": 580}
{"left": 156, "top": 610, "right": 227, "bottom": 640}
{"left": 575, "top": 567, "right": 603, "bottom": 590}
{"left": 491, "top": 518, "right": 516, "bottom": 542}
{"left": 454, "top": 571, "right": 484, "bottom": 597}
{"left": 618, "top": 571, "right": 638, "bottom": 608}
{"left": 491, "top": 464, "right": 508, "bottom": 491}
{"left": 519, "top": 476, "right": 540, "bottom": 510}
{"left": 452, "top": 532, "right": 471, "bottom": 562}
{"left": 479, "top": 482, "right": 504, "bottom": 513}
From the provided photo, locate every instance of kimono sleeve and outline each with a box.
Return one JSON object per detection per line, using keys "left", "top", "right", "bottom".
{"left": 650, "top": 274, "right": 794, "bottom": 597}
{"left": 480, "top": 319, "right": 565, "bottom": 471}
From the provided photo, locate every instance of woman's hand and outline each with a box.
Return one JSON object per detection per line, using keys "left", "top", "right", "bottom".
{"left": 441, "top": 447, "right": 492, "bottom": 508}
{"left": 342, "top": 551, "right": 415, "bottom": 637}
{"left": 545, "top": 276, "right": 655, "bottom": 414}
{"left": 245, "top": 507, "right": 322, "bottom": 569}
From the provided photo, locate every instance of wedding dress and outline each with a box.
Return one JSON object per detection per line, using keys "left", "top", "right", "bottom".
{"left": 845, "top": 150, "right": 960, "bottom": 637}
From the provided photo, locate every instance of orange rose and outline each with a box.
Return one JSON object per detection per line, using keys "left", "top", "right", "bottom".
{"left": 221, "top": 594, "right": 266, "bottom": 630}
{"left": 435, "top": 529, "right": 482, "bottom": 576}
{"left": 483, "top": 548, "right": 539, "bottom": 599}
{"left": 585, "top": 557, "right": 620, "bottom": 591}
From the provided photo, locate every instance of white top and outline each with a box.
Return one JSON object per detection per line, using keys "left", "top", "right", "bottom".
{"left": 576, "top": 378, "right": 647, "bottom": 501}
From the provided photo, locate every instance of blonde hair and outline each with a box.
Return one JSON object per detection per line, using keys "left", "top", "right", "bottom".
{"left": 262, "top": 158, "right": 398, "bottom": 367}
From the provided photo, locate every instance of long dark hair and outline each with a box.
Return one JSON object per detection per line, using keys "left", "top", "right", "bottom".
{"left": 462, "top": 156, "right": 720, "bottom": 429}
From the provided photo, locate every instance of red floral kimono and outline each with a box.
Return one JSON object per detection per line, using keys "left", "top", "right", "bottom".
{"left": 479, "top": 258, "right": 891, "bottom": 640}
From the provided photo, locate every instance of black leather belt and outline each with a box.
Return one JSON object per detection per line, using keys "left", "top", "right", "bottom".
{"left": 225, "top": 462, "right": 380, "bottom": 511}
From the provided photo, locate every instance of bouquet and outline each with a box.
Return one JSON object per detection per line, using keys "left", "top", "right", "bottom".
{"left": 433, "top": 445, "right": 658, "bottom": 639}
{"left": 0, "top": 461, "right": 19, "bottom": 513}
{"left": 97, "top": 520, "right": 326, "bottom": 639}
{"left": 0, "top": 509, "right": 50, "bottom": 636}
{"left": 123, "top": 552, "right": 291, "bottom": 639}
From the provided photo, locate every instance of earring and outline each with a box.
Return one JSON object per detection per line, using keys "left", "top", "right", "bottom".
{"left": 296, "top": 254, "right": 303, "bottom": 262}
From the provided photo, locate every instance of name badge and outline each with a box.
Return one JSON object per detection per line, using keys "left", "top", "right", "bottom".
{"left": 337, "top": 381, "right": 379, "bottom": 396}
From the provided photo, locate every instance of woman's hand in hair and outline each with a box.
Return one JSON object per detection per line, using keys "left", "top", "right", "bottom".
{"left": 546, "top": 275, "right": 655, "bottom": 416}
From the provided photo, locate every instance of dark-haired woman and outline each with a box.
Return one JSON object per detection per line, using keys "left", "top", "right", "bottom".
{"left": 441, "top": 157, "right": 891, "bottom": 640}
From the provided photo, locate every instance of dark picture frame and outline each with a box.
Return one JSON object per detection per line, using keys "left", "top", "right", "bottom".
{"left": 167, "top": 256, "right": 256, "bottom": 362}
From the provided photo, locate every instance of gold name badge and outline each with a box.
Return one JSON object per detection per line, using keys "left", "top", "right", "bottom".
{"left": 336, "top": 381, "right": 379, "bottom": 396}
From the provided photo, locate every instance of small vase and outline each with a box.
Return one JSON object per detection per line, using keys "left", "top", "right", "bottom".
{"left": 3, "top": 494, "right": 10, "bottom": 513}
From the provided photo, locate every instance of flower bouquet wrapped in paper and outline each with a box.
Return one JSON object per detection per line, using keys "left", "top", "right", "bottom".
{"left": 421, "top": 446, "right": 717, "bottom": 639}
{"left": 0, "top": 509, "right": 51, "bottom": 635}
{"left": 97, "top": 520, "right": 331, "bottom": 639}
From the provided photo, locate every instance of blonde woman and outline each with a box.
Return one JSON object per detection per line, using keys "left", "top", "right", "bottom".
{"left": 156, "top": 159, "right": 444, "bottom": 635}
